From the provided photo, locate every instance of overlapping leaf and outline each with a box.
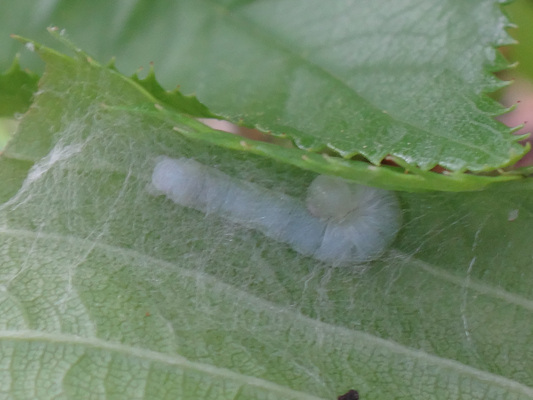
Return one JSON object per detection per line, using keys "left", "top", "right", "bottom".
{"left": 0, "top": 0, "right": 529, "bottom": 172}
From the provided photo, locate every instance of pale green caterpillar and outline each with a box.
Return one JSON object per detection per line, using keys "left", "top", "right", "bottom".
{"left": 151, "top": 157, "right": 402, "bottom": 265}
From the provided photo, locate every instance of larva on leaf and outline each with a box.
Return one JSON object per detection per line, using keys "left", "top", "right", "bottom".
{"left": 151, "top": 157, "right": 402, "bottom": 265}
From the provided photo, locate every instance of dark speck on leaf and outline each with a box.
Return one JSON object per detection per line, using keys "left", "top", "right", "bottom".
{"left": 337, "top": 389, "right": 359, "bottom": 400}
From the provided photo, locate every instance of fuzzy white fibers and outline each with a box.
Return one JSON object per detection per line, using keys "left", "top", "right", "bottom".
{"left": 151, "top": 157, "right": 401, "bottom": 265}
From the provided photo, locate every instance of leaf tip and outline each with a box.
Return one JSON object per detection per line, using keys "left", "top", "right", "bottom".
{"left": 509, "top": 122, "right": 526, "bottom": 134}
{"left": 105, "top": 57, "right": 117, "bottom": 70}
{"left": 512, "top": 131, "right": 530, "bottom": 142}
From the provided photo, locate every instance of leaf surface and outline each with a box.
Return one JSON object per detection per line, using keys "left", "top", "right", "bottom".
{"left": 1, "top": 40, "right": 533, "bottom": 399}
{"left": 0, "top": 0, "right": 528, "bottom": 171}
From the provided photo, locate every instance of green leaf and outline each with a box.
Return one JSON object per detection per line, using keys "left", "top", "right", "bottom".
{"left": 2, "top": 38, "right": 533, "bottom": 399}
{"left": 10, "top": 32, "right": 523, "bottom": 193}
{"left": 0, "top": 56, "right": 39, "bottom": 117}
{"left": 0, "top": 0, "right": 528, "bottom": 172}
{"left": 19, "top": 30, "right": 528, "bottom": 193}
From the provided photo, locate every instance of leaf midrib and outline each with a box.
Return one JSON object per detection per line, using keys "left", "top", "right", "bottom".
{"left": 390, "top": 249, "right": 533, "bottom": 311}
{"left": 3, "top": 226, "right": 533, "bottom": 313}
{"left": 0, "top": 329, "right": 328, "bottom": 400}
